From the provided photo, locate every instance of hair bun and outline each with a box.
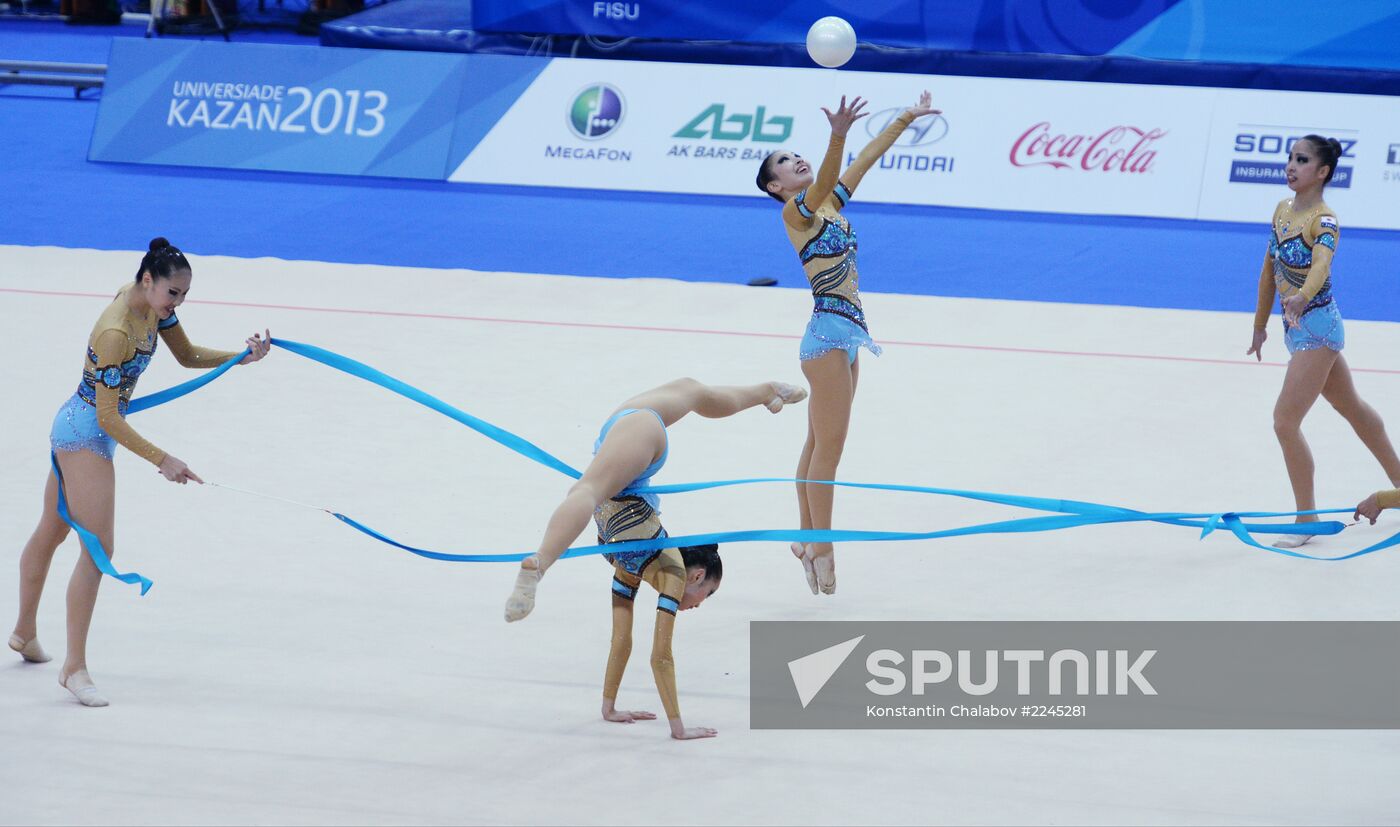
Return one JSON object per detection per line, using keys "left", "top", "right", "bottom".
{"left": 148, "top": 237, "right": 170, "bottom": 252}
{"left": 1328, "top": 138, "right": 1343, "bottom": 153}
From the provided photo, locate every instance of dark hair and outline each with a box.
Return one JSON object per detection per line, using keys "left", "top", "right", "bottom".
{"left": 755, "top": 153, "right": 785, "bottom": 202}
{"left": 135, "top": 237, "right": 191, "bottom": 283}
{"left": 679, "top": 543, "right": 722, "bottom": 591}
{"left": 1300, "top": 134, "right": 1343, "bottom": 184}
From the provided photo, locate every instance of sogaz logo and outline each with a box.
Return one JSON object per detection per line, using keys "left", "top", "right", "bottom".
{"left": 567, "top": 83, "right": 625, "bottom": 140}
{"left": 1229, "top": 126, "right": 1356, "bottom": 188}
{"left": 673, "top": 104, "right": 792, "bottom": 143}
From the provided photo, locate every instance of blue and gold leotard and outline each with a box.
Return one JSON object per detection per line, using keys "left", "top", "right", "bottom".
{"left": 782, "top": 111, "right": 917, "bottom": 362}
{"left": 589, "top": 407, "right": 688, "bottom": 720}
{"left": 1253, "top": 199, "right": 1343, "bottom": 354}
{"left": 50, "top": 283, "right": 238, "bottom": 463}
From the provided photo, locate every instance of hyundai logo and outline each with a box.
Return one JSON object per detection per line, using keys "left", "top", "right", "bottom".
{"left": 865, "top": 107, "right": 948, "bottom": 146}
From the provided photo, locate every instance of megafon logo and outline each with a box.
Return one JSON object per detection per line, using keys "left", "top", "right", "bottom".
{"left": 866, "top": 107, "right": 949, "bottom": 146}
{"left": 1010, "top": 122, "right": 1164, "bottom": 173}
{"left": 567, "top": 83, "right": 625, "bottom": 140}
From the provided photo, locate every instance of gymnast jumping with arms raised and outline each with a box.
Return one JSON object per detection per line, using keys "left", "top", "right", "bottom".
{"left": 755, "top": 90, "right": 940, "bottom": 594}
{"left": 9, "top": 238, "right": 271, "bottom": 706}
{"left": 504, "top": 376, "right": 807, "bottom": 739}
{"left": 1245, "top": 136, "right": 1400, "bottom": 548}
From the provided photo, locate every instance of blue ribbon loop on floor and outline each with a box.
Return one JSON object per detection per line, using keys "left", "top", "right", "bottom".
{"left": 56, "top": 337, "right": 1395, "bottom": 594}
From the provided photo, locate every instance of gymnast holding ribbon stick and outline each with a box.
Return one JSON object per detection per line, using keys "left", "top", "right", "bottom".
{"left": 9, "top": 239, "right": 271, "bottom": 707}
{"left": 1246, "top": 136, "right": 1400, "bottom": 549}
{"left": 1354, "top": 488, "right": 1400, "bottom": 525}
{"left": 505, "top": 376, "right": 808, "bottom": 740}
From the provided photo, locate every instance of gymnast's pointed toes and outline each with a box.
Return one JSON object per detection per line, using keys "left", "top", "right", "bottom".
{"left": 766, "top": 382, "right": 808, "bottom": 413}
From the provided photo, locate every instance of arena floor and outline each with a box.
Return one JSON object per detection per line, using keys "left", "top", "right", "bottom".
{"left": 2, "top": 245, "right": 1398, "bottom": 825}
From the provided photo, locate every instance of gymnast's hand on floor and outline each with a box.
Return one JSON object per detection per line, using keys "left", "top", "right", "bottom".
{"left": 821, "top": 95, "right": 868, "bottom": 138}
{"left": 239, "top": 329, "right": 272, "bottom": 365}
{"left": 1246, "top": 328, "right": 1267, "bottom": 361}
{"left": 1281, "top": 294, "right": 1307, "bottom": 326}
{"left": 158, "top": 454, "right": 203, "bottom": 485}
{"left": 1354, "top": 493, "right": 1382, "bottom": 524}
{"left": 601, "top": 700, "right": 656, "bottom": 724}
{"left": 670, "top": 719, "right": 718, "bottom": 740}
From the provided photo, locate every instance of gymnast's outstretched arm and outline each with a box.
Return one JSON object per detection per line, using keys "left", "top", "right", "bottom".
{"left": 838, "top": 90, "right": 939, "bottom": 203}
{"left": 158, "top": 317, "right": 271, "bottom": 368}
{"left": 782, "top": 96, "right": 864, "bottom": 230}
{"left": 641, "top": 550, "right": 714, "bottom": 739}
{"left": 600, "top": 569, "right": 658, "bottom": 724}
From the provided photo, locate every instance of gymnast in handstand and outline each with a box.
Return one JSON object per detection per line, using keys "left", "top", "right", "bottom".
{"left": 504, "top": 377, "right": 807, "bottom": 739}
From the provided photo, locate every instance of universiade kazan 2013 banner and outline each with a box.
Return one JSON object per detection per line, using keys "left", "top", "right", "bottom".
{"left": 88, "top": 39, "right": 471, "bottom": 180}
{"left": 90, "top": 41, "right": 1400, "bottom": 230}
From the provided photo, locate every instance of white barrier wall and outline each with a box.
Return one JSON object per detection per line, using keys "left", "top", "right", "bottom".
{"left": 447, "top": 58, "right": 1400, "bottom": 230}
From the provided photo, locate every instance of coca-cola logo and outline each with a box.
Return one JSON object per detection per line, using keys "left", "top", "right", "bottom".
{"left": 1010, "top": 122, "right": 1165, "bottom": 173}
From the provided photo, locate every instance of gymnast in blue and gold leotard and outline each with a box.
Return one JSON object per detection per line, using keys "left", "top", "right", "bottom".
{"left": 504, "top": 376, "right": 807, "bottom": 740}
{"left": 1245, "top": 135, "right": 1400, "bottom": 549}
{"left": 755, "top": 91, "right": 941, "bottom": 596}
{"left": 10, "top": 238, "right": 271, "bottom": 707}
{"left": 1255, "top": 195, "right": 1342, "bottom": 355}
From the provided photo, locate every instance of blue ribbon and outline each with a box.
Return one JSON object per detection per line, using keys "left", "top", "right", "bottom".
{"left": 272, "top": 339, "right": 583, "bottom": 479}
{"left": 51, "top": 451, "right": 154, "bottom": 595}
{"left": 55, "top": 345, "right": 252, "bottom": 594}
{"left": 59, "top": 337, "right": 1395, "bottom": 594}
{"left": 332, "top": 506, "right": 1350, "bottom": 564}
{"left": 125, "top": 347, "right": 247, "bottom": 414}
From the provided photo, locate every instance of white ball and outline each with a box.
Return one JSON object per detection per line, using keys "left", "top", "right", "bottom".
{"left": 806, "top": 16, "right": 857, "bottom": 68}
